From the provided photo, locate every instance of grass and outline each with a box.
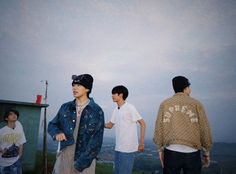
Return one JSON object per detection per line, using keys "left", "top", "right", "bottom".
{"left": 23, "top": 151, "right": 144, "bottom": 174}
{"left": 23, "top": 151, "right": 54, "bottom": 174}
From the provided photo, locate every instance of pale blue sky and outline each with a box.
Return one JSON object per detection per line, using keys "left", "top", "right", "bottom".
{"left": 0, "top": 0, "right": 236, "bottom": 142}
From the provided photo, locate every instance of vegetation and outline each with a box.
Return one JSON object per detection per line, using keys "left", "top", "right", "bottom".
{"left": 23, "top": 142, "right": 236, "bottom": 174}
{"left": 23, "top": 151, "right": 143, "bottom": 174}
{"left": 23, "top": 151, "right": 54, "bottom": 174}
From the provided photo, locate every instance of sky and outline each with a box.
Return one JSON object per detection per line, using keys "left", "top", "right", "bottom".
{"left": 0, "top": 0, "right": 236, "bottom": 143}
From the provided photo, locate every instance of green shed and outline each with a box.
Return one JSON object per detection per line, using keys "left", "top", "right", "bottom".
{"left": 0, "top": 99, "right": 49, "bottom": 171}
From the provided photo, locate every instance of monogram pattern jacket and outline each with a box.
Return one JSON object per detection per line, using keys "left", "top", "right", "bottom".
{"left": 153, "top": 93, "right": 212, "bottom": 152}
{"left": 48, "top": 98, "right": 104, "bottom": 172}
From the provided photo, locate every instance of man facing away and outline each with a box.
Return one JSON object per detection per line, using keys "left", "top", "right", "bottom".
{"left": 153, "top": 76, "right": 213, "bottom": 174}
{"left": 48, "top": 74, "right": 104, "bottom": 174}
{"left": 0, "top": 109, "right": 26, "bottom": 174}
{"left": 105, "top": 85, "right": 146, "bottom": 174}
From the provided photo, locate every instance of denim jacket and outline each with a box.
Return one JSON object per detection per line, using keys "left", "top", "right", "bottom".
{"left": 48, "top": 98, "right": 104, "bottom": 172}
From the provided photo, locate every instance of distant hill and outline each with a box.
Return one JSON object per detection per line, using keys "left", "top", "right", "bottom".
{"left": 39, "top": 136, "right": 236, "bottom": 174}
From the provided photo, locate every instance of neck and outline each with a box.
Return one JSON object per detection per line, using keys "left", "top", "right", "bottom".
{"left": 76, "top": 95, "right": 89, "bottom": 106}
{"left": 183, "top": 90, "right": 190, "bottom": 96}
{"left": 7, "top": 122, "right": 16, "bottom": 129}
{"left": 117, "top": 100, "right": 125, "bottom": 107}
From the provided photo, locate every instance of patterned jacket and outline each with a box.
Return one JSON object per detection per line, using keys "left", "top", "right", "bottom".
{"left": 48, "top": 98, "right": 104, "bottom": 172}
{"left": 153, "top": 93, "right": 212, "bottom": 152}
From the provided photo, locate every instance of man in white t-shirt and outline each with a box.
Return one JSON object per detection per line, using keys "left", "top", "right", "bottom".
{"left": 0, "top": 109, "right": 26, "bottom": 174}
{"left": 105, "top": 85, "right": 146, "bottom": 174}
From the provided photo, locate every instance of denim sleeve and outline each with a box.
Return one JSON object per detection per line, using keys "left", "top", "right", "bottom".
{"left": 48, "top": 106, "right": 63, "bottom": 140}
{"left": 74, "top": 109, "right": 105, "bottom": 172}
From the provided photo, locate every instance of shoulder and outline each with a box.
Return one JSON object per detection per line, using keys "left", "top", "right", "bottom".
{"left": 0, "top": 122, "right": 6, "bottom": 129}
{"left": 15, "top": 121, "right": 25, "bottom": 133}
{"left": 61, "top": 100, "right": 74, "bottom": 107}
{"left": 160, "top": 97, "right": 173, "bottom": 106}
{"left": 0, "top": 125, "right": 7, "bottom": 132}
{"left": 59, "top": 100, "right": 75, "bottom": 111}
{"left": 122, "top": 102, "right": 136, "bottom": 113}
{"left": 124, "top": 102, "right": 135, "bottom": 109}
{"left": 16, "top": 121, "right": 23, "bottom": 129}
{"left": 88, "top": 98, "right": 104, "bottom": 115}
{"left": 188, "top": 96, "right": 203, "bottom": 106}
{"left": 124, "top": 102, "right": 141, "bottom": 115}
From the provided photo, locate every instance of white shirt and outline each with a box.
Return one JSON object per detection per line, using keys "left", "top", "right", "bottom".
{"left": 166, "top": 144, "right": 198, "bottom": 153}
{"left": 110, "top": 102, "right": 142, "bottom": 153}
{"left": 0, "top": 121, "right": 26, "bottom": 167}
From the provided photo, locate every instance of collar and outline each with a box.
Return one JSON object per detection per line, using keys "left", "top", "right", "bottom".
{"left": 173, "top": 92, "right": 189, "bottom": 97}
{"left": 72, "top": 98, "right": 96, "bottom": 109}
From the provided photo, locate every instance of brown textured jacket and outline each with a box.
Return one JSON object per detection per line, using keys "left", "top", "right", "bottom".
{"left": 153, "top": 93, "right": 212, "bottom": 152}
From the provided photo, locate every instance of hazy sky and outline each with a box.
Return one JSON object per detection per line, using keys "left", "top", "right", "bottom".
{"left": 0, "top": 0, "right": 236, "bottom": 142}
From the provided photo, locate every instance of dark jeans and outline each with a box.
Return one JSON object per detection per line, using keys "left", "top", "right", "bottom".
{"left": 163, "top": 148, "right": 201, "bottom": 174}
{"left": 0, "top": 158, "right": 22, "bottom": 174}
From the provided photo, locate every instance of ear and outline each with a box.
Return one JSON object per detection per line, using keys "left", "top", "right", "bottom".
{"left": 183, "top": 86, "right": 190, "bottom": 95}
{"left": 118, "top": 93, "right": 124, "bottom": 99}
{"left": 183, "top": 87, "right": 188, "bottom": 92}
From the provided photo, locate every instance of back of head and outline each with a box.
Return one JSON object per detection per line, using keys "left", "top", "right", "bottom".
{"left": 172, "top": 76, "right": 191, "bottom": 93}
{"left": 112, "top": 85, "right": 129, "bottom": 100}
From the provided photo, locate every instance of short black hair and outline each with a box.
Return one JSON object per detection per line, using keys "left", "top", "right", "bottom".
{"left": 112, "top": 85, "right": 129, "bottom": 100}
{"left": 4, "top": 109, "right": 19, "bottom": 122}
{"left": 172, "top": 76, "right": 191, "bottom": 93}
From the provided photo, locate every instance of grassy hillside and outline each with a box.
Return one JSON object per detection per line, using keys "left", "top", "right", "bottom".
{"left": 23, "top": 142, "right": 236, "bottom": 174}
{"left": 23, "top": 151, "right": 143, "bottom": 174}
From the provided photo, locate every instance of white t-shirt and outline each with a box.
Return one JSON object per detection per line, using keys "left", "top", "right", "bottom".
{"left": 0, "top": 121, "right": 26, "bottom": 167}
{"left": 110, "top": 102, "right": 142, "bottom": 153}
{"left": 166, "top": 144, "right": 198, "bottom": 153}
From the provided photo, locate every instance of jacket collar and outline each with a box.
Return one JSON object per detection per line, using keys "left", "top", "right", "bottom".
{"left": 173, "top": 92, "right": 189, "bottom": 97}
{"left": 71, "top": 98, "right": 96, "bottom": 109}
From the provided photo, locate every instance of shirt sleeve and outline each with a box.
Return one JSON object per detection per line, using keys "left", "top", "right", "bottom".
{"left": 17, "top": 121, "right": 27, "bottom": 145}
{"left": 197, "top": 103, "right": 213, "bottom": 151}
{"left": 130, "top": 105, "right": 142, "bottom": 122}
{"left": 153, "top": 104, "right": 164, "bottom": 149}
{"left": 48, "top": 105, "right": 64, "bottom": 140}
{"left": 110, "top": 109, "right": 116, "bottom": 124}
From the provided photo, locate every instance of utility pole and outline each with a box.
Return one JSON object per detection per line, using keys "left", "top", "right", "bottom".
{"left": 41, "top": 80, "right": 48, "bottom": 174}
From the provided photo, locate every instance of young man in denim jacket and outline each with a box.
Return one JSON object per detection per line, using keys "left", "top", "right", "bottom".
{"left": 48, "top": 74, "right": 104, "bottom": 174}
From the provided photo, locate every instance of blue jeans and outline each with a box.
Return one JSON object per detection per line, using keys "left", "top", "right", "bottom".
{"left": 163, "top": 148, "right": 201, "bottom": 174}
{"left": 0, "top": 159, "right": 22, "bottom": 174}
{"left": 114, "top": 151, "right": 135, "bottom": 174}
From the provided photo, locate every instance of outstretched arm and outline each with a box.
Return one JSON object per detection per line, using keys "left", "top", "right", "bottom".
{"left": 104, "top": 121, "right": 114, "bottom": 129}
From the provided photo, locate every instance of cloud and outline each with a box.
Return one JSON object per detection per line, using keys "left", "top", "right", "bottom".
{"left": 0, "top": 0, "right": 236, "bottom": 142}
